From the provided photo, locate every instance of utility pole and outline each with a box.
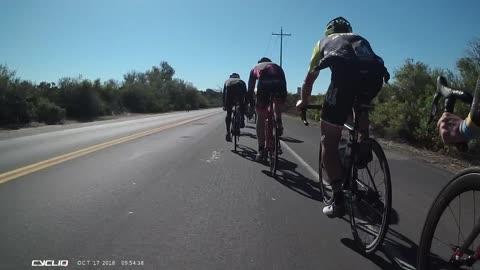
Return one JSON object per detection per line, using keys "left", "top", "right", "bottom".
{"left": 272, "top": 27, "right": 291, "bottom": 67}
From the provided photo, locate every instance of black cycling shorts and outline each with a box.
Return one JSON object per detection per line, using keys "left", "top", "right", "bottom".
{"left": 256, "top": 79, "right": 287, "bottom": 108}
{"left": 225, "top": 84, "right": 246, "bottom": 111}
{"left": 321, "top": 65, "right": 384, "bottom": 125}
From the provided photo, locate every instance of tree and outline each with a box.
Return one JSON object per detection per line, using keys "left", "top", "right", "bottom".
{"left": 123, "top": 71, "right": 138, "bottom": 85}
{"left": 160, "top": 61, "right": 175, "bottom": 81}
{"left": 456, "top": 38, "right": 480, "bottom": 90}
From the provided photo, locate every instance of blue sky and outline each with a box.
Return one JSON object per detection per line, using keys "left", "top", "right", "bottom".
{"left": 0, "top": 0, "right": 478, "bottom": 94}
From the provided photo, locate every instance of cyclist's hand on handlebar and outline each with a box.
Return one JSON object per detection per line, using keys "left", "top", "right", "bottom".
{"left": 296, "top": 100, "right": 308, "bottom": 111}
{"left": 384, "top": 70, "right": 390, "bottom": 84}
{"left": 437, "top": 112, "right": 469, "bottom": 145}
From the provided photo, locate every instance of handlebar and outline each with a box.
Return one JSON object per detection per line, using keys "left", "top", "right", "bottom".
{"left": 429, "top": 76, "right": 473, "bottom": 123}
{"left": 300, "top": 105, "right": 323, "bottom": 126}
{"left": 429, "top": 76, "right": 474, "bottom": 152}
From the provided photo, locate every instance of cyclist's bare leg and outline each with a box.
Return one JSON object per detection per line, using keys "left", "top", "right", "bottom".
{"left": 273, "top": 97, "right": 285, "bottom": 138}
{"left": 256, "top": 108, "right": 266, "bottom": 151}
{"left": 273, "top": 98, "right": 283, "bottom": 121}
{"left": 225, "top": 109, "right": 233, "bottom": 134}
{"left": 321, "top": 120, "right": 344, "bottom": 186}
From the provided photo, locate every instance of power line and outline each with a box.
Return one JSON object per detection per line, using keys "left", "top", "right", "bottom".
{"left": 272, "top": 27, "right": 292, "bottom": 67}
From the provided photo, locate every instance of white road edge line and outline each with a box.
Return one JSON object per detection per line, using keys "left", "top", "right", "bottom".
{"left": 280, "top": 141, "right": 319, "bottom": 182}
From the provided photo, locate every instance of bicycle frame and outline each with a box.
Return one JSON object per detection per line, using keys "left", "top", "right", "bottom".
{"left": 343, "top": 104, "right": 366, "bottom": 192}
{"left": 451, "top": 221, "right": 480, "bottom": 266}
{"left": 231, "top": 102, "right": 239, "bottom": 131}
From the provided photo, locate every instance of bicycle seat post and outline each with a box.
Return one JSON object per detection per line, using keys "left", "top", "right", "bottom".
{"left": 351, "top": 100, "right": 364, "bottom": 144}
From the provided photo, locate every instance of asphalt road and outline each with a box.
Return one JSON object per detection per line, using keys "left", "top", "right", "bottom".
{"left": 0, "top": 109, "right": 459, "bottom": 270}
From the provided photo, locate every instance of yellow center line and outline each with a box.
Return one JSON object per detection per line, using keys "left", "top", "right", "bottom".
{"left": 0, "top": 112, "right": 219, "bottom": 184}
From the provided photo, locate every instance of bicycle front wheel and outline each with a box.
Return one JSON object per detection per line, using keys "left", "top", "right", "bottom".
{"left": 349, "top": 138, "right": 392, "bottom": 254}
{"left": 417, "top": 168, "right": 480, "bottom": 270}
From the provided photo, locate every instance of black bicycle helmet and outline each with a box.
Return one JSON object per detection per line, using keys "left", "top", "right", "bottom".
{"left": 325, "top": 16, "right": 352, "bottom": 36}
{"left": 257, "top": 57, "right": 272, "bottom": 64}
{"left": 229, "top": 73, "right": 240, "bottom": 79}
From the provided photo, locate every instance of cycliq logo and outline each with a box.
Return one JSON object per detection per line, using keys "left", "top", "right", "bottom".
{"left": 31, "top": 260, "right": 69, "bottom": 267}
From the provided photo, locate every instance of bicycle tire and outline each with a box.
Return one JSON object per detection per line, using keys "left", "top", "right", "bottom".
{"left": 232, "top": 107, "right": 239, "bottom": 152}
{"left": 349, "top": 138, "right": 392, "bottom": 254}
{"left": 319, "top": 142, "right": 334, "bottom": 205}
{"left": 417, "top": 168, "right": 480, "bottom": 270}
{"left": 269, "top": 118, "right": 279, "bottom": 176}
{"left": 234, "top": 129, "right": 238, "bottom": 152}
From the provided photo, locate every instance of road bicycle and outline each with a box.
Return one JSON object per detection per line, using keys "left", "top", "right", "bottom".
{"left": 417, "top": 76, "right": 480, "bottom": 269}
{"left": 231, "top": 101, "right": 242, "bottom": 152}
{"left": 265, "top": 94, "right": 281, "bottom": 176}
{"left": 300, "top": 99, "right": 392, "bottom": 254}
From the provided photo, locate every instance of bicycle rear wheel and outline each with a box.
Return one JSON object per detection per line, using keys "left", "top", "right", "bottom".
{"left": 417, "top": 168, "right": 480, "bottom": 270}
{"left": 232, "top": 108, "right": 239, "bottom": 152}
{"left": 269, "top": 118, "right": 279, "bottom": 176}
{"left": 234, "top": 129, "right": 238, "bottom": 151}
{"left": 349, "top": 138, "right": 392, "bottom": 254}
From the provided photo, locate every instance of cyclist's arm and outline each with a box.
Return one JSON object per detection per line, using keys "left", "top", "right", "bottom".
{"left": 461, "top": 76, "right": 480, "bottom": 139}
{"left": 247, "top": 68, "right": 257, "bottom": 105}
{"left": 461, "top": 78, "right": 480, "bottom": 139}
{"left": 301, "top": 41, "right": 323, "bottom": 101}
{"left": 222, "top": 82, "right": 226, "bottom": 108}
{"left": 461, "top": 113, "right": 480, "bottom": 139}
{"left": 241, "top": 80, "right": 248, "bottom": 105}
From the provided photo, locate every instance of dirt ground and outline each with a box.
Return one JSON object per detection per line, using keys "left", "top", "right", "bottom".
{"left": 376, "top": 137, "right": 479, "bottom": 173}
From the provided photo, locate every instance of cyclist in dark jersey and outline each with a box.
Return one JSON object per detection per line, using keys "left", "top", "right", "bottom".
{"left": 296, "top": 17, "right": 390, "bottom": 217}
{"left": 438, "top": 75, "right": 480, "bottom": 143}
{"left": 248, "top": 57, "right": 287, "bottom": 161}
{"left": 223, "top": 73, "right": 247, "bottom": 142}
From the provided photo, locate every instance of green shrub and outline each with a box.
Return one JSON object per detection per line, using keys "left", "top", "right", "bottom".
{"left": 36, "top": 98, "right": 66, "bottom": 124}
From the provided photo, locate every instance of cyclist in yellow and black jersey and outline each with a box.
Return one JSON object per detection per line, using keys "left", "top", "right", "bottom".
{"left": 296, "top": 17, "right": 390, "bottom": 217}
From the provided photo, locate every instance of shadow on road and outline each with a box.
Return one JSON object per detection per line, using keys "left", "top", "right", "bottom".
{"left": 232, "top": 145, "right": 257, "bottom": 162}
{"left": 244, "top": 125, "right": 256, "bottom": 130}
{"left": 280, "top": 136, "right": 304, "bottom": 143}
{"left": 241, "top": 132, "right": 257, "bottom": 140}
{"left": 341, "top": 238, "right": 396, "bottom": 269}
{"left": 261, "top": 158, "right": 322, "bottom": 202}
{"left": 381, "top": 228, "right": 418, "bottom": 270}
{"left": 389, "top": 208, "right": 400, "bottom": 225}
{"left": 339, "top": 222, "right": 418, "bottom": 270}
